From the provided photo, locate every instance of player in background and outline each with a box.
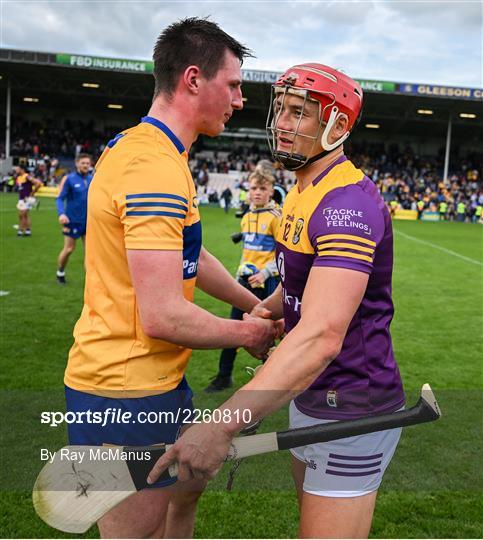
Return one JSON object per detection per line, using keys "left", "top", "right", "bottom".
{"left": 205, "top": 169, "right": 281, "bottom": 392}
{"left": 150, "top": 63, "right": 405, "bottom": 539}
{"left": 55, "top": 153, "right": 93, "bottom": 284}
{"left": 15, "top": 163, "right": 42, "bottom": 237}
{"left": 63, "top": 18, "right": 280, "bottom": 539}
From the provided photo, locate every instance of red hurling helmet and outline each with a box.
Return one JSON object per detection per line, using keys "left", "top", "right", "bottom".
{"left": 266, "top": 63, "right": 363, "bottom": 170}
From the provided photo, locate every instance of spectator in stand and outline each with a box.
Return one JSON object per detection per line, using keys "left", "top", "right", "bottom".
{"left": 475, "top": 204, "right": 482, "bottom": 223}
{"left": 439, "top": 200, "right": 448, "bottom": 221}
{"left": 5, "top": 116, "right": 481, "bottom": 217}
{"left": 456, "top": 200, "right": 467, "bottom": 222}
{"left": 1, "top": 172, "right": 15, "bottom": 192}
{"left": 220, "top": 186, "right": 233, "bottom": 213}
{"left": 197, "top": 163, "right": 210, "bottom": 187}
{"left": 207, "top": 185, "right": 219, "bottom": 203}
{"left": 417, "top": 198, "right": 425, "bottom": 219}
{"left": 236, "top": 184, "right": 249, "bottom": 217}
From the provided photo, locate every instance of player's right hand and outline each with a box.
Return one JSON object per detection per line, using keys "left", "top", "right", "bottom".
{"left": 59, "top": 214, "right": 70, "bottom": 225}
{"left": 147, "top": 421, "right": 233, "bottom": 484}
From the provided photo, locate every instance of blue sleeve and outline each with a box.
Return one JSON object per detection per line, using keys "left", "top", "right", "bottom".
{"left": 56, "top": 178, "right": 69, "bottom": 216}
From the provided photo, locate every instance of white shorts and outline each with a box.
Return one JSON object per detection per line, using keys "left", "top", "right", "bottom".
{"left": 17, "top": 199, "right": 29, "bottom": 211}
{"left": 16, "top": 197, "right": 36, "bottom": 211}
{"left": 289, "top": 401, "right": 402, "bottom": 498}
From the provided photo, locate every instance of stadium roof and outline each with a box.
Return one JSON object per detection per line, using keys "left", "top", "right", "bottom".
{"left": 2, "top": 48, "right": 482, "bottom": 101}
{"left": 1, "top": 48, "right": 482, "bottom": 144}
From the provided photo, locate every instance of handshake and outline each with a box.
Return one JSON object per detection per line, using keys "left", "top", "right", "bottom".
{"left": 242, "top": 305, "right": 284, "bottom": 360}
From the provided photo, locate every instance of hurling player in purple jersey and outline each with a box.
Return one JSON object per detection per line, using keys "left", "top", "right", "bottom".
{"left": 149, "top": 64, "right": 405, "bottom": 538}
{"left": 15, "top": 163, "right": 43, "bottom": 236}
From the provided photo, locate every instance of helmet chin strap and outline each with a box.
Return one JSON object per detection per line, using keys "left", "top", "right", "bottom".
{"left": 301, "top": 106, "right": 350, "bottom": 168}
{"left": 303, "top": 147, "right": 339, "bottom": 167}
{"left": 273, "top": 141, "right": 346, "bottom": 171}
{"left": 321, "top": 106, "right": 351, "bottom": 151}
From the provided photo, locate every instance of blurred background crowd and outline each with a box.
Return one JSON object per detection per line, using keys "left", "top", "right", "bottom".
{"left": 2, "top": 119, "right": 481, "bottom": 222}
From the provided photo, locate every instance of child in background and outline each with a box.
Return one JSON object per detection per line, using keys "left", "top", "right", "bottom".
{"left": 205, "top": 169, "right": 282, "bottom": 392}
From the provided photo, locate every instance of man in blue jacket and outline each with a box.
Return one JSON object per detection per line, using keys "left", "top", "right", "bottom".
{"left": 55, "top": 153, "right": 93, "bottom": 284}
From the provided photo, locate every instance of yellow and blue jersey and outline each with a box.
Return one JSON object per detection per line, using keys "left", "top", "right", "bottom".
{"left": 238, "top": 202, "right": 281, "bottom": 278}
{"left": 64, "top": 117, "right": 201, "bottom": 397}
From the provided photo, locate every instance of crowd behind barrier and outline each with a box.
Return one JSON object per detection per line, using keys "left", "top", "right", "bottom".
{"left": 2, "top": 118, "right": 118, "bottom": 160}
{"left": 349, "top": 142, "right": 482, "bottom": 222}
{"left": 1, "top": 122, "right": 481, "bottom": 222}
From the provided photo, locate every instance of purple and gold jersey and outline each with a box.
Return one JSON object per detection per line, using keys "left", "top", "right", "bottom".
{"left": 17, "top": 173, "right": 33, "bottom": 199}
{"left": 277, "top": 156, "right": 404, "bottom": 420}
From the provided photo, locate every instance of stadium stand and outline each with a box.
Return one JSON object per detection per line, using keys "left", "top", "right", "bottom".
{"left": 0, "top": 48, "right": 481, "bottom": 221}
{"left": 348, "top": 142, "right": 482, "bottom": 222}
{"left": 2, "top": 125, "right": 481, "bottom": 223}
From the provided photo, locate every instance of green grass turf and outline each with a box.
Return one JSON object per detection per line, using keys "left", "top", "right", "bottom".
{"left": 0, "top": 193, "right": 482, "bottom": 538}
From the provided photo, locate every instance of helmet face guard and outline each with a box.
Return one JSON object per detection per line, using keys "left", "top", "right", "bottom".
{"left": 265, "top": 64, "right": 363, "bottom": 171}
{"left": 266, "top": 85, "right": 334, "bottom": 171}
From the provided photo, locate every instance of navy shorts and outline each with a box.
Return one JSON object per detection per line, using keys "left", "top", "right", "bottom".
{"left": 65, "top": 378, "right": 193, "bottom": 488}
{"left": 62, "top": 221, "right": 86, "bottom": 239}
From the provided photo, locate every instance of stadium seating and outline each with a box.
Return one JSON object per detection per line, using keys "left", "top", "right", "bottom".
{"left": 2, "top": 121, "right": 481, "bottom": 222}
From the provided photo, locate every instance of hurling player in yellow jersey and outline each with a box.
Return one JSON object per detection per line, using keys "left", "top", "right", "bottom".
{"left": 63, "top": 18, "right": 280, "bottom": 538}
{"left": 150, "top": 64, "right": 405, "bottom": 538}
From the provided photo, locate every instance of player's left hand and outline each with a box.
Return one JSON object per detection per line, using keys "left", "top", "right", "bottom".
{"left": 147, "top": 421, "right": 233, "bottom": 484}
{"left": 248, "top": 272, "right": 266, "bottom": 286}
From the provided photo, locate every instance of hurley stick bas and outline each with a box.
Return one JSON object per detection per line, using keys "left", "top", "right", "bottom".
{"left": 33, "top": 383, "right": 440, "bottom": 533}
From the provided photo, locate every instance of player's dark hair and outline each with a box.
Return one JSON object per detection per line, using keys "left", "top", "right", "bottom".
{"left": 76, "top": 153, "right": 91, "bottom": 162}
{"left": 152, "top": 17, "right": 253, "bottom": 98}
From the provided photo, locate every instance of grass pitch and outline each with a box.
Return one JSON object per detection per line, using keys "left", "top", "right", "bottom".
{"left": 0, "top": 193, "right": 482, "bottom": 538}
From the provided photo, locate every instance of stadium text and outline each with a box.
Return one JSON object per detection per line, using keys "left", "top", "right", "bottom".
{"left": 356, "top": 80, "right": 395, "bottom": 93}
{"left": 399, "top": 83, "right": 483, "bottom": 100}
{"left": 56, "top": 53, "right": 153, "bottom": 73}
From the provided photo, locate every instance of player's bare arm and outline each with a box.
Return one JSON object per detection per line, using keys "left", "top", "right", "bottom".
{"left": 148, "top": 265, "right": 368, "bottom": 481}
{"left": 196, "top": 246, "right": 261, "bottom": 312}
{"left": 127, "top": 248, "right": 278, "bottom": 353}
{"left": 31, "top": 176, "right": 43, "bottom": 193}
{"left": 231, "top": 266, "right": 369, "bottom": 414}
{"left": 250, "top": 283, "right": 284, "bottom": 320}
